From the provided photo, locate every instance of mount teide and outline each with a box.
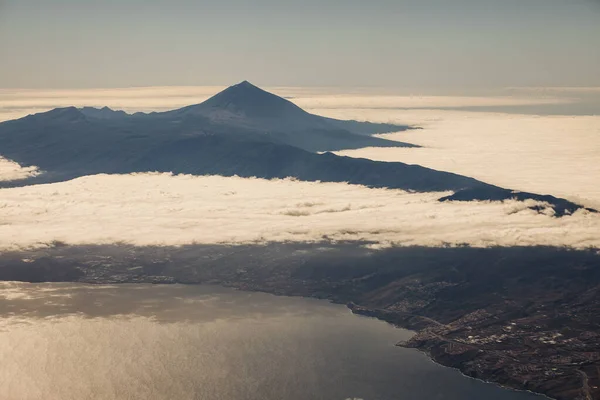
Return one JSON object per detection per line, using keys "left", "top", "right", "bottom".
{"left": 165, "top": 81, "right": 409, "bottom": 134}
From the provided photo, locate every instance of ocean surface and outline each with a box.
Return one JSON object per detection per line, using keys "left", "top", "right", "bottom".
{"left": 0, "top": 283, "right": 543, "bottom": 400}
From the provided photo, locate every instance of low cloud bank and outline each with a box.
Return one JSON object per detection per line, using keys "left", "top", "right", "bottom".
{"left": 328, "top": 110, "right": 600, "bottom": 208}
{"left": 0, "top": 173, "right": 597, "bottom": 251}
{"left": 0, "top": 158, "right": 39, "bottom": 182}
{"left": 291, "top": 94, "right": 570, "bottom": 110}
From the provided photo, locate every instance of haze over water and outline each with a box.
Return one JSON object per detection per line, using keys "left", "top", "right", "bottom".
{"left": 0, "top": 283, "right": 543, "bottom": 400}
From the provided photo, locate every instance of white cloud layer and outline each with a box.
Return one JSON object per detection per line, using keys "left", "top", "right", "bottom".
{"left": 290, "top": 94, "right": 571, "bottom": 110}
{"left": 0, "top": 173, "right": 598, "bottom": 251}
{"left": 0, "top": 157, "right": 39, "bottom": 182}
{"left": 327, "top": 110, "right": 600, "bottom": 208}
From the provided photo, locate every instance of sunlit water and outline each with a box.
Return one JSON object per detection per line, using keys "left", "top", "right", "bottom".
{"left": 0, "top": 283, "right": 543, "bottom": 400}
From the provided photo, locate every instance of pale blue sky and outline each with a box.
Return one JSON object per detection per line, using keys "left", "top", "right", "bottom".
{"left": 1, "top": 0, "right": 599, "bottom": 88}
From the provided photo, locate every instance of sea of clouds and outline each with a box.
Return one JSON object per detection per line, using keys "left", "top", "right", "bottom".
{"left": 332, "top": 110, "right": 600, "bottom": 208}
{"left": 0, "top": 173, "right": 598, "bottom": 251}
{"left": 0, "top": 87, "right": 598, "bottom": 250}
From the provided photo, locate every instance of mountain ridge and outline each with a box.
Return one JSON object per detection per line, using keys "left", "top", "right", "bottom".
{"left": 9, "top": 81, "right": 416, "bottom": 152}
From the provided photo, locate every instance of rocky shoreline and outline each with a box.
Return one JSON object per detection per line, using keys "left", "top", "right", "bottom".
{"left": 348, "top": 304, "right": 557, "bottom": 399}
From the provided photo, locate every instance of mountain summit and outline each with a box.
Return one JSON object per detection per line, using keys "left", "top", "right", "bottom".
{"left": 199, "top": 80, "right": 305, "bottom": 119}
{"left": 154, "top": 81, "right": 417, "bottom": 151}
{"left": 174, "top": 80, "right": 328, "bottom": 131}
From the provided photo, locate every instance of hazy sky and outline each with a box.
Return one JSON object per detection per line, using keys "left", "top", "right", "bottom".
{"left": 1, "top": 0, "right": 599, "bottom": 88}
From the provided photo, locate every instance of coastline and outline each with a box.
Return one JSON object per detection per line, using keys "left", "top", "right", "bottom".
{"left": 226, "top": 286, "right": 570, "bottom": 400}
{"left": 395, "top": 339, "right": 555, "bottom": 400}
{"left": 0, "top": 242, "right": 598, "bottom": 400}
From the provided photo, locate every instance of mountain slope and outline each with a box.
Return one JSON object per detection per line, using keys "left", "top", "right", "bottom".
{"left": 0, "top": 109, "right": 477, "bottom": 193}
{"left": 166, "top": 81, "right": 407, "bottom": 133}
{"left": 156, "top": 81, "right": 417, "bottom": 151}
{"left": 0, "top": 109, "right": 588, "bottom": 216}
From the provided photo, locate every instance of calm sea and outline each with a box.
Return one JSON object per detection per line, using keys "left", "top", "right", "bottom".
{"left": 0, "top": 283, "right": 542, "bottom": 400}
